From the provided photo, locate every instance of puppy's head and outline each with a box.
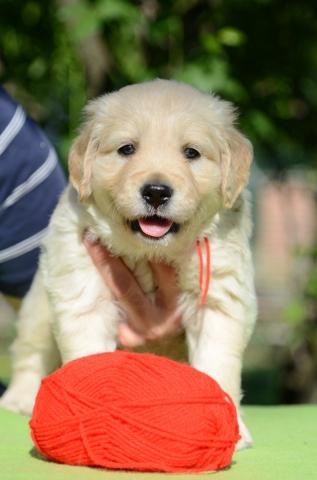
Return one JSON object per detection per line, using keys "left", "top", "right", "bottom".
{"left": 69, "top": 79, "right": 252, "bottom": 249}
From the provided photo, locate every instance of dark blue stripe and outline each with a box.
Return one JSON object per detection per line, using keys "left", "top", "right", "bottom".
{"left": 0, "top": 248, "right": 40, "bottom": 297}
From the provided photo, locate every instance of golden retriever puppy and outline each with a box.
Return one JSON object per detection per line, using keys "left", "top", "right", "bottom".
{"left": 1, "top": 80, "right": 256, "bottom": 448}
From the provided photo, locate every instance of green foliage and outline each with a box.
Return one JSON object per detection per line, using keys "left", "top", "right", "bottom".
{"left": 0, "top": 0, "right": 317, "bottom": 171}
{"left": 283, "top": 299, "right": 307, "bottom": 327}
{"left": 283, "top": 245, "right": 317, "bottom": 332}
{"left": 282, "top": 246, "right": 317, "bottom": 400}
{"left": 59, "top": 0, "right": 143, "bottom": 42}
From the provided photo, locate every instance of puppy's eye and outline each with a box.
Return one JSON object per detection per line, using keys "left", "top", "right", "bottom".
{"left": 118, "top": 144, "right": 136, "bottom": 156}
{"left": 184, "top": 147, "right": 201, "bottom": 160}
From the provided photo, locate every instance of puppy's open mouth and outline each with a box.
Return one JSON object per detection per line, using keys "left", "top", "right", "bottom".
{"left": 129, "top": 215, "right": 180, "bottom": 239}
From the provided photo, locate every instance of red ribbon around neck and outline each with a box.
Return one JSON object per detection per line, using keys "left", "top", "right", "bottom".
{"left": 196, "top": 237, "right": 211, "bottom": 305}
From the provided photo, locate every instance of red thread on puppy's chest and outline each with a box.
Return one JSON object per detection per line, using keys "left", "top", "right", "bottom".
{"left": 196, "top": 237, "right": 211, "bottom": 305}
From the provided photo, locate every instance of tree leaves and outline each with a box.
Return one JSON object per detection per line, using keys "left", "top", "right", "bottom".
{"left": 1, "top": 0, "right": 316, "bottom": 171}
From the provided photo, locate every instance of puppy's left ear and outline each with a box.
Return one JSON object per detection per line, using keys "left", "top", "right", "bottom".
{"left": 221, "top": 129, "right": 253, "bottom": 209}
{"left": 68, "top": 127, "right": 98, "bottom": 201}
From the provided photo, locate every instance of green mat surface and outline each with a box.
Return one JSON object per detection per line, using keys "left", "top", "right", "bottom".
{"left": 0, "top": 406, "right": 316, "bottom": 480}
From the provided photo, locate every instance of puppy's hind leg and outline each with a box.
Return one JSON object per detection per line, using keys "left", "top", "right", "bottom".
{"left": 0, "top": 271, "right": 59, "bottom": 416}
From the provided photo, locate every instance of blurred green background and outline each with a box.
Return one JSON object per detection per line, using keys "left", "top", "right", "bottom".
{"left": 0, "top": 0, "right": 316, "bottom": 404}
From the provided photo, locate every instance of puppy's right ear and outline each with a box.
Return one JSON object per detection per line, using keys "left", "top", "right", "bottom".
{"left": 68, "top": 127, "right": 98, "bottom": 201}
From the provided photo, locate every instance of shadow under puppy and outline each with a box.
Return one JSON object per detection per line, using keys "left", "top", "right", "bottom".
{"left": 1, "top": 79, "right": 257, "bottom": 448}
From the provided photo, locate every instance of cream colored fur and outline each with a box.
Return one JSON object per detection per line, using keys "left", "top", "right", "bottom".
{"left": 1, "top": 80, "right": 257, "bottom": 448}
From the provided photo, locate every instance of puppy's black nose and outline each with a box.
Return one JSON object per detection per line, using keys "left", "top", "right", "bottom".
{"left": 141, "top": 184, "right": 173, "bottom": 208}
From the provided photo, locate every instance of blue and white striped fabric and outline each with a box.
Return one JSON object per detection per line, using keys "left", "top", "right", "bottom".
{"left": 0, "top": 87, "right": 66, "bottom": 297}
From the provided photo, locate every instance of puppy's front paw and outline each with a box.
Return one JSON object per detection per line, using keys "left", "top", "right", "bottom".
{"left": 0, "top": 374, "right": 40, "bottom": 416}
{"left": 236, "top": 413, "right": 253, "bottom": 451}
{"left": 0, "top": 392, "right": 34, "bottom": 416}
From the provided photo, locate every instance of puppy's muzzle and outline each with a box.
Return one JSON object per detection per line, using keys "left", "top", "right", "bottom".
{"left": 141, "top": 183, "right": 173, "bottom": 209}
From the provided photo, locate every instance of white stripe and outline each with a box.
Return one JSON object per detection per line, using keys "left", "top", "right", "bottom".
{"left": 0, "top": 228, "right": 48, "bottom": 263}
{"left": 0, "top": 106, "right": 26, "bottom": 156}
{"left": 0, "top": 148, "right": 58, "bottom": 211}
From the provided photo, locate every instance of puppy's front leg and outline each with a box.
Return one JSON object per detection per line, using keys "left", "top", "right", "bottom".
{"left": 53, "top": 306, "right": 118, "bottom": 365}
{"left": 186, "top": 306, "right": 255, "bottom": 449}
{"left": 52, "top": 294, "right": 119, "bottom": 365}
{"left": 46, "top": 259, "right": 120, "bottom": 364}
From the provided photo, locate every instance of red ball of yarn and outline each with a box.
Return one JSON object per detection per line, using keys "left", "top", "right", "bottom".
{"left": 30, "top": 351, "right": 240, "bottom": 473}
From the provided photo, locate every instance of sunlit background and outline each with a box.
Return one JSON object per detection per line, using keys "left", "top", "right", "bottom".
{"left": 0, "top": 0, "right": 316, "bottom": 404}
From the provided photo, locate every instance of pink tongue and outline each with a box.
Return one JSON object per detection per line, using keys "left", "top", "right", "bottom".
{"left": 138, "top": 218, "right": 173, "bottom": 238}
